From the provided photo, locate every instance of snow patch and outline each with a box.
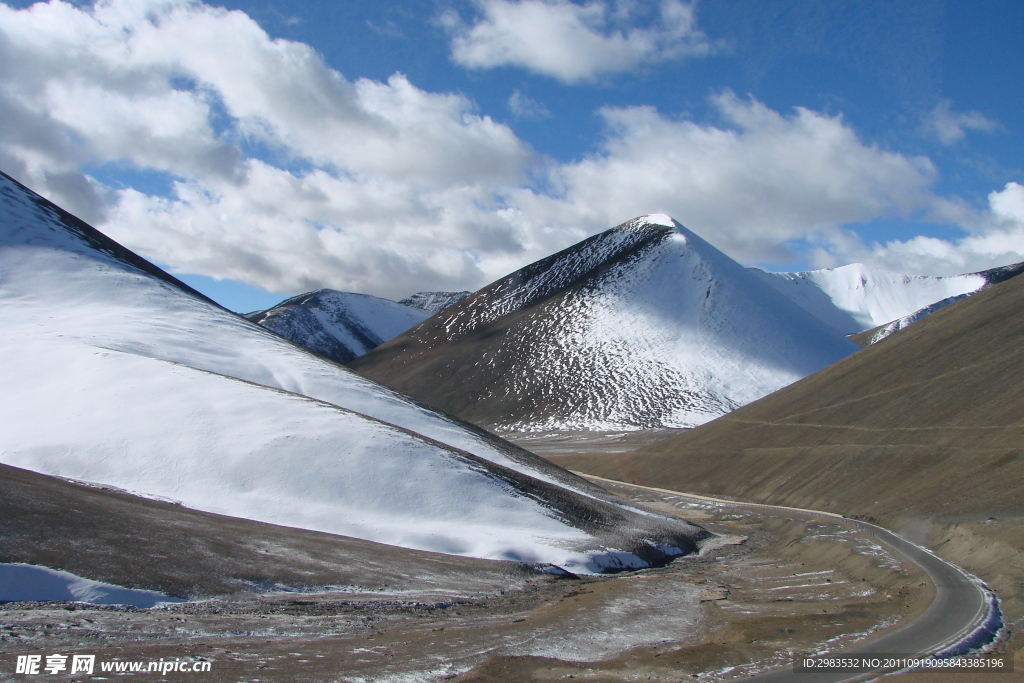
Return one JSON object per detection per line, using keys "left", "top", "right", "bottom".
{"left": 642, "top": 213, "right": 676, "bottom": 228}
{"left": 0, "top": 563, "right": 184, "bottom": 607}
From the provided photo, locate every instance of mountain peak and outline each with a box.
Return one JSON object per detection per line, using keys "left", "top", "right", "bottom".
{"left": 245, "top": 288, "right": 432, "bottom": 364}
{"left": 637, "top": 213, "right": 677, "bottom": 229}
{"left": 351, "top": 216, "right": 857, "bottom": 431}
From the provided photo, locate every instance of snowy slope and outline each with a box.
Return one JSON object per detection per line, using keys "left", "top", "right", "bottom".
{"left": 854, "top": 261, "right": 1024, "bottom": 344}
{"left": 400, "top": 290, "right": 471, "bottom": 314}
{"left": 246, "top": 290, "right": 432, "bottom": 364}
{"left": 860, "top": 293, "right": 972, "bottom": 345}
{"left": 245, "top": 289, "right": 472, "bottom": 365}
{"left": 753, "top": 264, "right": 987, "bottom": 335}
{"left": 0, "top": 172, "right": 705, "bottom": 572}
{"left": 352, "top": 215, "right": 859, "bottom": 431}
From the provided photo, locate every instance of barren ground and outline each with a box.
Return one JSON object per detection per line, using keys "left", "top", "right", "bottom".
{"left": 3, "top": 459, "right": 933, "bottom": 682}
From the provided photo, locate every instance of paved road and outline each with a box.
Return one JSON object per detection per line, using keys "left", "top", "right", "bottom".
{"left": 576, "top": 473, "right": 995, "bottom": 683}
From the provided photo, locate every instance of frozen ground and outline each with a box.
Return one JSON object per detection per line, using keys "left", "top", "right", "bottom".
{"left": 0, "top": 479, "right": 928, "bottom": 683}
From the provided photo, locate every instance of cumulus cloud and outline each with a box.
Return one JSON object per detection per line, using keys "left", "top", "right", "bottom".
{"left": 108, "top": 163, "right": 525, "bottom": 296}
{"left": 855, "top": 182, "right": 1024, "bottom": 275}
{"left": 444, "top": 0, "right": 717, "bottom": 83}
{"left": 0, "top": 0, "right": 1016, "bottom": 300}
{"left": 511, "top": 92, "right": 939, "bottom": 264}
{"left": 923, "top": 100, "right": 999, "bottom": 145}
{"left": 508, "top": 89, "right": 551, "bottom": 119}
{"left": 0, "top": 0, "right": 533, "bottom": 298}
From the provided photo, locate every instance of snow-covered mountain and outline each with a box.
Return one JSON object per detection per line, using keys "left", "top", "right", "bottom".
{"left": 246, "top": 290, "right": 433, "bottom": 364}
{"left": 753, "top": 264, "right": 987, "bottom": 335}
{"left": 0, "top": 172, "right": 706, "bottom": 573}
{"left": 245, "top": 289, "right": 472, "bottom": 365}
{"left": 849, "top": 261, "right": 1024, "bottom": 345}
{"left": 400, "top": 290, "right": 471, "bottom": 314}
{"left": 351, "top": 214, "right": 858, "bottom": 432}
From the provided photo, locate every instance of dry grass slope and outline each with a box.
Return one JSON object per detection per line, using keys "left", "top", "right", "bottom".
{"left": 560, "top": 273, "right": 1024, "bottom": 657}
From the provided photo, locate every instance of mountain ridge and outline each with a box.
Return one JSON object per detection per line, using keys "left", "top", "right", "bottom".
{"left": 245, "top": 288, "right": 473, "bottom": 366}
{"left": 245, "top": 289, "right": 432, "bottom": 364}
{"left": 751, "top": 261, "right": 1024, "bottom": 335}
{"left": 399, "top": 290, "right": 471, "bottom": 313}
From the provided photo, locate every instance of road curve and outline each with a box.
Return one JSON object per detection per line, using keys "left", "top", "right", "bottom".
{"left": 575, "top": 473, "right": 998, "bottom": 683}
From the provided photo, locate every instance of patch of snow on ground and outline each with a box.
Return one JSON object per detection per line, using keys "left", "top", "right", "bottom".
{"left": 644, "top": 213, "right": 675, "bottom": 227}
{"left": 0, "top": 563, "right": 184, "bottom": 607}
{"left": 514, "top": 577, "right": 703, "bottom": 661}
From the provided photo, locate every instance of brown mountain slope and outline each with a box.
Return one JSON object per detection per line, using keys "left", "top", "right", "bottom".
{"left": 565, "top": 270, "right": 1024, "bottom": 516}
{"left": 560, "top": 272, "right": 1024, "bottom": 653}
{"left": 563, "top": 271, "right": 1024, "bottom": 518}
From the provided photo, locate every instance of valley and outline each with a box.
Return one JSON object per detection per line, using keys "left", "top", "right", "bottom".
{"left": 0, "top": 465, "right": 935, "bottom": 682}
{"left": 2, "top": 170, "right": 1020, "bottom": 681}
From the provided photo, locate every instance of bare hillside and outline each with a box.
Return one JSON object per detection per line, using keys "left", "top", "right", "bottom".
{"left": 560, "top": 273, "right": 1024, "bottom": 654}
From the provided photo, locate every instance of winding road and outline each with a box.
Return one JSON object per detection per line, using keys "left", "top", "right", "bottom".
{"left": 576, "top": 473, "right": 998, "bottom": 683}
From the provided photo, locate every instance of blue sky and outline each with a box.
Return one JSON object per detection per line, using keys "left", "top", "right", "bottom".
{"left": 1, "top": 0, "right": 1021, "bottom": 311}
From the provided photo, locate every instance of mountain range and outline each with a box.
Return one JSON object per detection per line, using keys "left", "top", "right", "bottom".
{"left": 757, "top": 260, "right": 1024, "bottom": 341}
{"left": 350, "top": 215, "right": 859, "bottom": 431}
{"left": 0, "top": 171, "right": 705, "bottom": 573}
{"left": 236, "top": 218, "right": 1020, "bottom": 434}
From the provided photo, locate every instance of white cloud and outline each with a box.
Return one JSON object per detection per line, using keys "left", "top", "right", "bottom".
{"left": 508, "top": 89, "right": 551, "bottom": 119}
{"left": 923, "top": 100, "right": 999, "bottom": 145}
{"left": 105, "top": 160, "right": 535, "bottom": 297}
{"left": 811, "top": 184, "right": 1024, "bottom": 278}
{"left": 0, "top": 0, "right": 1017, "bottom": 300}
{"left": 0, "top": 0, "right": 534, "bottom": 298}
{"left": 100, "top": 148, "right": 548, "bottom": 297}
{"left": 0, "top": 0, "right": 531, "bottom": 190}
{"left": 990, "top": 181, "right": 1024, "bottom": 222}
{"left": 511, "top": 92, "right": 939, "bottom": 264}
{"left": 445, "top": 0, "right": 717, "bottom": 83}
